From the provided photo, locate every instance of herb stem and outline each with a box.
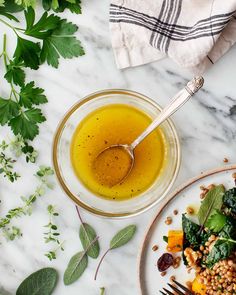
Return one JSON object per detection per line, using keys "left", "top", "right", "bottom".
{"left": 94, "top": 249, "right": 111, "bottom": 281}
{"left": 1, "top": 34, "right": 20, "bottom": 104}
{"left": 75, "top": 205, "right": 84, "bottom": 224}
{"left": 0, "top": 18, "right": 19, "bottom": 35}
{"left": 3, "top": 34, "right": 8, "bottom": 71}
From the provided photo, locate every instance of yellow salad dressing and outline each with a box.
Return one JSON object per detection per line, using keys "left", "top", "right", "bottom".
{"left": 70, "top": 104, "right": 167, "bottom": 200}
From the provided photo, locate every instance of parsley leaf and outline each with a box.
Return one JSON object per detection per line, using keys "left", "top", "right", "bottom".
{"left": 9, "top": 108, "right": 46, "bottom": 140}
{"left": 0, "top": 98, "right": 19, "bottom": 125}
{"left": 14, "top": 36, "right": 41, "bottom": 70}
{"left": 42, "top": 0, "right": 82, "bottom": 14}
{"left": 40, "top": 19, "right": 85, "bottom": 68}
{"left": 24, "top": 8, "right": 60, "bottom": 39}
{"left": 19, "top": 82, "right": 48, "bottom": 108}
{"left": 205, "top": 210, "right": 227, "bottom": 232}
{"left": 4, "top": 59, "right": 25, "bottom": 86}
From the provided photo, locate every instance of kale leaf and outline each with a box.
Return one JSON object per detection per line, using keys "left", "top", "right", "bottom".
{"left": 223, "top": 188, "right": 236, "bottom": 214}
{"left": 182, "top": 214, "right": 200, "bottom": 246}
{"left": 182, "top": 214, "right": 211, "bottom": 247}
{"left": 206, "top": 219, "right": 236, "bottom": 268}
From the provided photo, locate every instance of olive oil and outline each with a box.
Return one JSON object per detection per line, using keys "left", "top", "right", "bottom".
{"left": 70, "top": 104, "right": 167, "bottom": 201}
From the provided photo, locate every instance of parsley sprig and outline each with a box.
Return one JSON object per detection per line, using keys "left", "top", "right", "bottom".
{"left": 0, "top": 6, "right": 84, "bottom": 141}
{"left": 1, "top": 0, "right": 82, "bottom": 14}
{"left": 44, "top": 204, "right": 65, "bottom": 261}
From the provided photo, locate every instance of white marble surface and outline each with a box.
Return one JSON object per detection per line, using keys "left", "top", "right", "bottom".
{"left": 0, "top": 1, "right": 236, "bottom": 295}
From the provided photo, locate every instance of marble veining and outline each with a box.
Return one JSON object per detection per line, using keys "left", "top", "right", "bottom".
{"left": 0, "top": 1, "right": 236, "bottom": 294}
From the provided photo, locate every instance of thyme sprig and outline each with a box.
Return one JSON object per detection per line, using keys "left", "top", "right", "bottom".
{"left": 44, "top": 205, "right": 64, "bottom": 261}
{"left": 0, "top": 150, "right": 19, "bottom": 182}
{"left": 0, "top": 166, "right": 54, "bottom": 238}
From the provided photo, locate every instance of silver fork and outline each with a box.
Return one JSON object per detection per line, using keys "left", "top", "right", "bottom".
{"left": 160, "top": 280, "right": 194, "bottom": 295}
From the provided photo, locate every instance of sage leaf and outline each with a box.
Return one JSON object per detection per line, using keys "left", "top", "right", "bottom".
{"left": 16, "top": 267, "right": 58, "bottom": 295}
{"left": 110, "top": 225, "right": 136, "bottom": 249}
{"left": 64, "top": 251, "right": 88, "bottom": 285}
{"left": 198, "top": 185, "right": 225, "bottom": 225}
{"left": 94, "top": 224, "right": 137, "bottom": 280}
{"left": 79, "top": 223, "right": 100, "bottom": 259}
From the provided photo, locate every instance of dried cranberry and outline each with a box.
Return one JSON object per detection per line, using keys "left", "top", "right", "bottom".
{"left": 157, "top": 253, "right": 174, "bottom": 272}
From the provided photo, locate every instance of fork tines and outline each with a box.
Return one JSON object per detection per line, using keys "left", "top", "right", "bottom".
{"left": 160, "top": 280, "right": 194, "bottom": 295}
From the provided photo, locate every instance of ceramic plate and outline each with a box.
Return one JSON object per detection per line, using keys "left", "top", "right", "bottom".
{"left": 138, "top": 165, "right": 236, "bottom": 295}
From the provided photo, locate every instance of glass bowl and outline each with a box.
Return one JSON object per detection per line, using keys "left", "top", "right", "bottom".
{"left": 52, "top": 89, "right": 181, "bottom": 218}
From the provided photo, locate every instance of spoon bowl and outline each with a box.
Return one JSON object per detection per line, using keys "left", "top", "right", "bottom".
{"left": 93, "top": 144, "right": 134, "bottom": 187}
{"left": 93, "top": 76, "right": 204, "bottom": 186}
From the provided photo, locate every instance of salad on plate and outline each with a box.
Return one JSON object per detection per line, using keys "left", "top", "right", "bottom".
{"left": 157, "top": 180, "right": 236, "bottom": 295}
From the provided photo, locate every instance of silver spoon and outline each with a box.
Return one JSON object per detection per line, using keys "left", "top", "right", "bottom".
{"left": 93, "top": 76, "right": 204, "bottom": 187}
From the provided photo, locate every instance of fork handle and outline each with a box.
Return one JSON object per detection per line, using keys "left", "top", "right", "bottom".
{"left": 131, "top": 76, "right": 204, "bottom": 149}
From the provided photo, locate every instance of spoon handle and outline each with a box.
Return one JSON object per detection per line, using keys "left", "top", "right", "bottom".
{"left": 131, "top": 76, "right": 204, "bottom": 149}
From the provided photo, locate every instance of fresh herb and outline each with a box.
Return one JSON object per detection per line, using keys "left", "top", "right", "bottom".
{"left": 63, "top": 207, "right": 100, "bottom": 285}
{"left": 0, "top": 5, "right": 84, "bottom": 142}
{"left": 44, "top": 205, "right": 64, "bottom": 261}
{"left": 42, "top": 0, "right": 82, "bottom": 14}
{"left": 64, "top": 237, "right": 99, "bottom": 285}
{"left": 0, "top": 34, "right": 47, "bottom": 141}
{"left": 0, "top": 136, "right": 37, "bottom": 181}
{"left": 205, "top": 210, "right": 227, "bottom": 232}
{"left": 3, "top": 225, "right": 22, "bottom": 240}
{"left": 223, "top": 188, "right": 236, "bottom": 214}
{"left": 0, "top": 166, "right": 54, "bottom": 237}
{"left": 94, "top": 225, "right": 137, "bottom": 280}
{"left": 206, "top": 219, "right": 236, "bottom": 267}
{"left": 0, "top": 150, "right": 19, "bottom": 182}
{"left": 64, "top": 251, "right": 88, "bottom": 285}
{"left": 100, "top": 287, "right": 105, "bottom": 295}
{"left": 76, "top": 206, "right": 100, "bottom": 259}
{"left": 16, "top": 267, "right": 58, "bottom": 295}
{"left": 0, "top": 0, "right": 82, "bottom": 14}
{"left": 8, "top": 135, "right": 38, "bottom": 163}
{"left": 198, "top": 185, "right": 225, "bottom": 225}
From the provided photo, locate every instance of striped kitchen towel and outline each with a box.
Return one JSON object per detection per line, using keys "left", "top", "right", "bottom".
{"left": 110, "top": 0, "right": 236, "bottom": 74}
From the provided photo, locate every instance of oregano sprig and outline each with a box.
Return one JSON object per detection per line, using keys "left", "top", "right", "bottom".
{"left": 44, "top": 205, "right": 65, "bottom": 261}
{"left": 94, "top": 225, "right": 137, "bottom": 280}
